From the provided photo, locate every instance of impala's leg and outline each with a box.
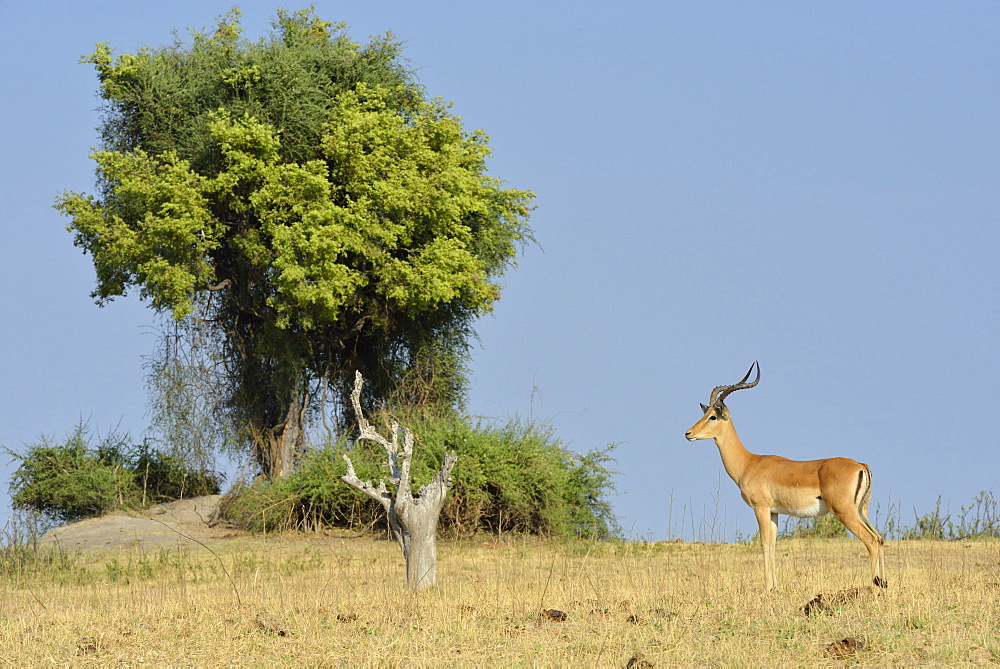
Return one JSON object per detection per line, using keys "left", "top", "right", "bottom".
{"left": 828, "top": 492, "right": 887, "bottom": 589}
{"left": 754, "top": 507, "right": 778, "bottom": 591}
{"left": 859, "top": 499, "right": 887, "bottom": 588}
{"left": 820, "top": 464, "right": 887, "bottom": 588}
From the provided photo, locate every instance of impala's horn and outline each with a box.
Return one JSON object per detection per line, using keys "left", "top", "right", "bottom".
{"left": 709, "top": 361, "right": 760, "bottom": 409}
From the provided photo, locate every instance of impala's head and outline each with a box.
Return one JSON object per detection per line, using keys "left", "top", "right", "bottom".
{"left": 685, "top": 362, "right": 760, "bottom": 441}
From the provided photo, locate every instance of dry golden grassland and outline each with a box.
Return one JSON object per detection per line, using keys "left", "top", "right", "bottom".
{"left": 1, "top": 534, "right": 997, "bottom": 665}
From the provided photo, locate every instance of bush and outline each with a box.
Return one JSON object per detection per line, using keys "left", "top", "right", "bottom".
{"left": 130, "top": 442, "right": 223, "bottom": 504}
{"left": 902, "top": 496, "right": 951, "bottom": 540}
{"left": 7, "top": 424, "right": 222, "bottom": 523}
{"left": 781, "top": 514, "right": 849, "bottom": 539}
{"left": 951, "top": 490, "right": 1000, "bottom": 539}
{"left": 8, "top": 426, "right": 138, "bottom": 522}
{"left": 220, "top": 443, "right": 355, "bottom": 534}
{"left": 900, "top": 491, "right": 1000, "bottom": 540}
{"left": 221, "top": 412, "right": 620, "bottom": 539}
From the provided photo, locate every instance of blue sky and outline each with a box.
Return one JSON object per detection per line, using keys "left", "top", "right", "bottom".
{"left": 2, "top": 2, "right": 998, "bottom": 540}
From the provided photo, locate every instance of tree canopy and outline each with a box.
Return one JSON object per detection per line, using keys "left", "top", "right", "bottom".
{"left": 56, "top": 8, "right": 534, "bottom": 479}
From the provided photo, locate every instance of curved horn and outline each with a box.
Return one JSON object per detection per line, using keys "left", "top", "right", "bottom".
{"left": 709, "top": 361, "right": 760, "bottom": 407}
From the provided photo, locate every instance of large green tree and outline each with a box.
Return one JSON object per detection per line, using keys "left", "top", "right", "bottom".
{"left": 56, "top": 8, "right": 534, "bottom": 479}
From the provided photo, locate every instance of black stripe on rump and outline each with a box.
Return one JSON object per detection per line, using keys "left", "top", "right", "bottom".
{"left": 854, "top": 469, "right": 866, "bottom": 504}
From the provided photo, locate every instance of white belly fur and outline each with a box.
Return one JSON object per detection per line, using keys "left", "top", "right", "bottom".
{"left": 774, "top": 498, "right": 829, "bottom": 519}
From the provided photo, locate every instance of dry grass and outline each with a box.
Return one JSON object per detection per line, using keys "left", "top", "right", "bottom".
{"left": 1, "top": 534, "right": 998, "bottom": 665}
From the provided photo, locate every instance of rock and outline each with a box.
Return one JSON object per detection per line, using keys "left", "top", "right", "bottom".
{"left": 38, "top": 495, "right": 226, "bottom": 550}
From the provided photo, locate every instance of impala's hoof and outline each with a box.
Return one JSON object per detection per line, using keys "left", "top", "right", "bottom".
{"left": 874, "top": 576, "right": 888, "bottom": 589}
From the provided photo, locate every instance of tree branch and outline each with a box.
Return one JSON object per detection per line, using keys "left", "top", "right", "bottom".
{"left": 349, "top": 370, "right": 404, "bottom": 481}
{"left": 205, "top": 278, "right": 231, "bottom": 291}
{"left": 341, "top": 455, "right": 393, "bottom": 513}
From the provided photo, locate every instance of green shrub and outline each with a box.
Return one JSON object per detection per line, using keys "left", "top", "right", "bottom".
{"left": 7, "top": 424, "right": 222, "bottom": 523}
{"left": 8, "top": 426, "right": 138, "bottom": 522}
{"left": 220, "top": 444, "right": 355, "bottom": 533}
{"left": 781, "top": 513, "right": 849, "bottom": 539}
{"left": 130, "top": 442, "right": 223, "bottom": 504}
{"left": 221, "top": 412, "right": 620, "bottom": 539}
{"left": 903, "top": 496, "right": 951, "bottom": 540}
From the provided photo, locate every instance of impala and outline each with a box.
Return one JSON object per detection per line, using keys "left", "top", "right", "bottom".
{"left": 684, "top": 362, "right": 886, "bottom": 591}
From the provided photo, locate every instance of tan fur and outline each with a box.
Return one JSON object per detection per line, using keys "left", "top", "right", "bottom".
{"left": 686, "top": 401, "right": 886, "bottom": 591}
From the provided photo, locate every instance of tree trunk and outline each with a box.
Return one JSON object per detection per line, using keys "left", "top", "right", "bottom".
{"left": 259, "top": 392, "right": 305, "bottom": 480}
{"left": 341, "top": 371, "right": 458, "bottom": 591}
{"left": 392, "top": 453, "right": 456, "bottom": 589}
{"left": 276, "top": 393, "right": 301, "bottom": 478}
{"left": 399, "top": 507, "right": 439, "bottom": 589}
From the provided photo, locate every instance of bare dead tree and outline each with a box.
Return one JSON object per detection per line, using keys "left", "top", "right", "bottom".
{"left": 341, "top": 371, "right": 458, "bottom": 591}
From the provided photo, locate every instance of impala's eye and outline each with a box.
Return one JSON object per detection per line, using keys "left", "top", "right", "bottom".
{"left": 708, "top": 415, "right": 717, "bottom": 421}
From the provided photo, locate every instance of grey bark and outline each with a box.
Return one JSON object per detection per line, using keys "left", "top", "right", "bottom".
{"left": 340, "top": 371, "right": 458, "bottom": 590}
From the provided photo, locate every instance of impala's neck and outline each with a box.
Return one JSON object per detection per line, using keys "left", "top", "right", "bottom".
{"left": 712, "top": 419, "right": 755, "bottom": 485}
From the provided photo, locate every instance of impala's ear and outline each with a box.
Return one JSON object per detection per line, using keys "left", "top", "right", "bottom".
{"left": 700, "top": 403, "right": 709, "bottom": 413}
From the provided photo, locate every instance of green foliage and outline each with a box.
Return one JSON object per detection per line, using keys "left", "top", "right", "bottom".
{"left": 220, "top": 443, "right": 360, "bottom": 533}
{"left": 781, "top": 514, "right": 849, "bottom": 539}
{"left": 221, "top": 413, "right": 619, "bottom": 539}
{"left": 130, "top": 442, "right": 223, "bottom": 503}
{"left": 7, "top": 426, "right": 138, "bottom": 522}
{"left": 54, "top": 7, "right": 535, "bottom": 477}
{"left": 406, "top": 412, "right": 619, "bottom": 539}
{"left": 902, "top": 496, "right": 951, "bottom": 540}
{"left": 7, "top": 424, "right": 221, "bottom": 523}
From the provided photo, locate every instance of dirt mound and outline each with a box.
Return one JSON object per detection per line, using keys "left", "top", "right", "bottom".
{"left": 801, "top": 586, "right": 882, "bottom": 616}
{"left": 38, "top": 495, "right": 230, "bottom": 551}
